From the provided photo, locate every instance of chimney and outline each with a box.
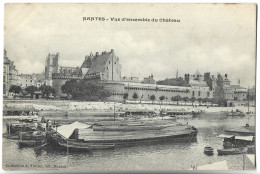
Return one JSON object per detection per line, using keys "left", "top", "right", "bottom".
{"left": 111, "top": 49, "right": 114, "bottom": 53}
{"left": 96, "top": 52, "right": 99, "bottom": 56}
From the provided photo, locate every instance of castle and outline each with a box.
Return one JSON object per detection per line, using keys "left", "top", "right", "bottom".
{"left": 45, "top": 49, "right": 247, "bottom": 103}
{"left": 45, "top": 49, "right": 121, "bottom": 97}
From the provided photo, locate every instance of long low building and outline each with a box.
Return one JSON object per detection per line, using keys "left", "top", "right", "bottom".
{"left": 103, "top": 81, "right": 213, "bottom": 102}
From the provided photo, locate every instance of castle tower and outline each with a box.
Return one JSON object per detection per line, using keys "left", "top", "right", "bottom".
{"left": 44, "top": 52, "right": 60, "bottom": 86}
{"left": 184, "top": 73, "right": 190, "bottom": 84}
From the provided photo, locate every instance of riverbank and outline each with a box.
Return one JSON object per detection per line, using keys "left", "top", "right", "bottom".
{"left": 3, "top": 99, "right": 255, "bottom": 114}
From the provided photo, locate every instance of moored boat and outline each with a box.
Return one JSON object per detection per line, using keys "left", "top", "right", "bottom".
{"left": 217, "top": 147, "right": 248, "bottom": 155}
{"left": 226, "top": 109, "right": 246, "bottom": 117}
{"left": 121, "top": 110, "right": 157, "bottom": 117}
{"left": 6, "top": 121, "right": 37, "bottom": 136}
{"left": 18, "top": 131, "right": 46, "bottom": 147}
{"left": 204, "top": 146, "right": 214, "bottom": 156}
{"left": 47, "top": 121, "right": 198, "bottom": 151}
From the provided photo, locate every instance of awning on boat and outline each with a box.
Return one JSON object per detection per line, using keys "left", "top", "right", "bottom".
{"left": 235, "top": 136, "right": 254, "bottom": 141}
{"left": 56, "top": 121, "right": 91, "bottom": 139}
{"left": 246, "top": 154, "right": 255, "bottom": 166}
{"left": 217, "top": 134, "right": 234, "bottom": 138}
{"left": 189, "top": 160, "right": 229, "bottom": 170}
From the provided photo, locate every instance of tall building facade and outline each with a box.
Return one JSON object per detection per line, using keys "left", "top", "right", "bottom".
{"left": 184, "top": 72, "right": 214, "bottom": 99}
{"left": 84, "top": 49, "right": 121, "bottom": 81}
{"left": 3, "top": 49, "right": 10, "bottom": 97}
{"left": 3, "top": 49, "right": 19, "bottom": 97}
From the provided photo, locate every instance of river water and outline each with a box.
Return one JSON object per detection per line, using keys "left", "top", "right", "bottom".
{"left": 2, "top": 112, "right": 256, "bottom": 171}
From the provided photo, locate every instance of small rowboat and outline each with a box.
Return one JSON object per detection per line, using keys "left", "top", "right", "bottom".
{"left": 204, "top": 146, "right": 214, "bottom": 156}
{"left": 217, "top": 147, "right": 248, "bottom": 155}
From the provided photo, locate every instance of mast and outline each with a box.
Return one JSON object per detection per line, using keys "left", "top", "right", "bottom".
{"left": 113, "top": 90, "right": 115, "bottom": 123}
{"left": 112, "top": 51, "right": 114, "bottom": 81}
{"left": 248, "top": 86, "right": 250, "bottom": 113}
{"left": 243, "top": 152, "right": 245, "bottom": 170}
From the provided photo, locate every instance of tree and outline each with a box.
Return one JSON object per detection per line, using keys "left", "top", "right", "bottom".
{"left": 172, "top": 95, "right": 182, "bottom": 105}
{"left": 61, "top": 79, "right": 78, "bottom": 98}
{"left": 183, "top": 97, "right": 189, "bottom": 105}
{"left": 132, "top": 92, "right": 138, "bottom": 100}
{"left": 77, "top": 81, "right": 108, "bottom": 101}
{"left": 150, "top": 95, "right": 156, "bottom": 104}
{"left": 159, "top": 95, "right": 165, "bottom": 104}
{"left": 197, "top": 98, "right": 203, "bottom": 105}
{"left": 207, "top": 98, "right": 214, "bottom": 104}
{"left": 39, "top": 85, "right": 56, "bottom": 98}
{"left": 9, "top": 85, "right": 22, "bottom": 98}
{"left": 99, "top": 90, "right": 111, "bottom": 101}
{"left": 61, "top": 80, "right": 111, "bottom": 101}
{"left": 123, "top": 93, "right": 129, "bottom": 103}
{"left": 190, "top": 97, "right": 196, "bottom": 106}
{"left": 25, "top": 86, "right": 38, "bottom": 99}
{"left": 203, "top": 98, "right": 209, "bottom": 103}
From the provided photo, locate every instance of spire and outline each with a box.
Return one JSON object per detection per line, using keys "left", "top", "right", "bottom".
{"left": 176, "top": 67, "right": 178, "bottom": 78}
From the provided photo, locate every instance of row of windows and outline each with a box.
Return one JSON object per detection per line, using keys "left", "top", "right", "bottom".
{"left": 192, "top": 91, "right": 210, "bottom": 97}
{"left": 124, "top": 87, "right": 189, "bottom": 93}
{"left": 108, "top": 61, "right": 117, "bottom": 65}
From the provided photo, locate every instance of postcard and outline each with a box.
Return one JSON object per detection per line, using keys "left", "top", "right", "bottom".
{"left": 3, "top": 3, "right": 256, "bottom": 171}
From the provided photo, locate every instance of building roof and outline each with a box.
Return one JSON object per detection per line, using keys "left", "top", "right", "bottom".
{"left": 120, "top": 81, "right": 190, "bottom": 90}
{"left": 4, "top": 57, "right": 11, "bottom": 64}
{"left": 230, "top": 85, "right": 247, "bottom": 89}
{"left": 86, "top": 51, "right": 112, "bottom": 74}
{"left": 189, "top": 79, "right": 208, "bottom": 87}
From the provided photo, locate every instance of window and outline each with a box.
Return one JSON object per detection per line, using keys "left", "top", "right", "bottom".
{"left": 192, "top": 91, "right": 195, "bottom": 96}
{"left": 109, "top": 61, "right": 110, "bottom": 64}
{"left": 207, "top": 92, "right": 209, "bottom": 97}
{"left": 198, "top": 91, "right": 201, "bottom": 96}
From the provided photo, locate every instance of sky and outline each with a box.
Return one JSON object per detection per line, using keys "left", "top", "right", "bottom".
{"left": 4, "top": 3, "right": 256, "bottom": 87}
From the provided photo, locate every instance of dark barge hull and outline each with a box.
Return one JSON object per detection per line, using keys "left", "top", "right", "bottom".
{"left": 47, "top": 129, "right": 198, "bottom": 151}
{"left": 18, "top": 140, "right": 45, "bottom": 147}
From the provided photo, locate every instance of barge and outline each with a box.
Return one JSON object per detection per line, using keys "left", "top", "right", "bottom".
{"left": 47, "top": 121, "right": 198, "bottom": 151}
{"left": 18, "top": 131, "right": 46, "bottom": 147}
